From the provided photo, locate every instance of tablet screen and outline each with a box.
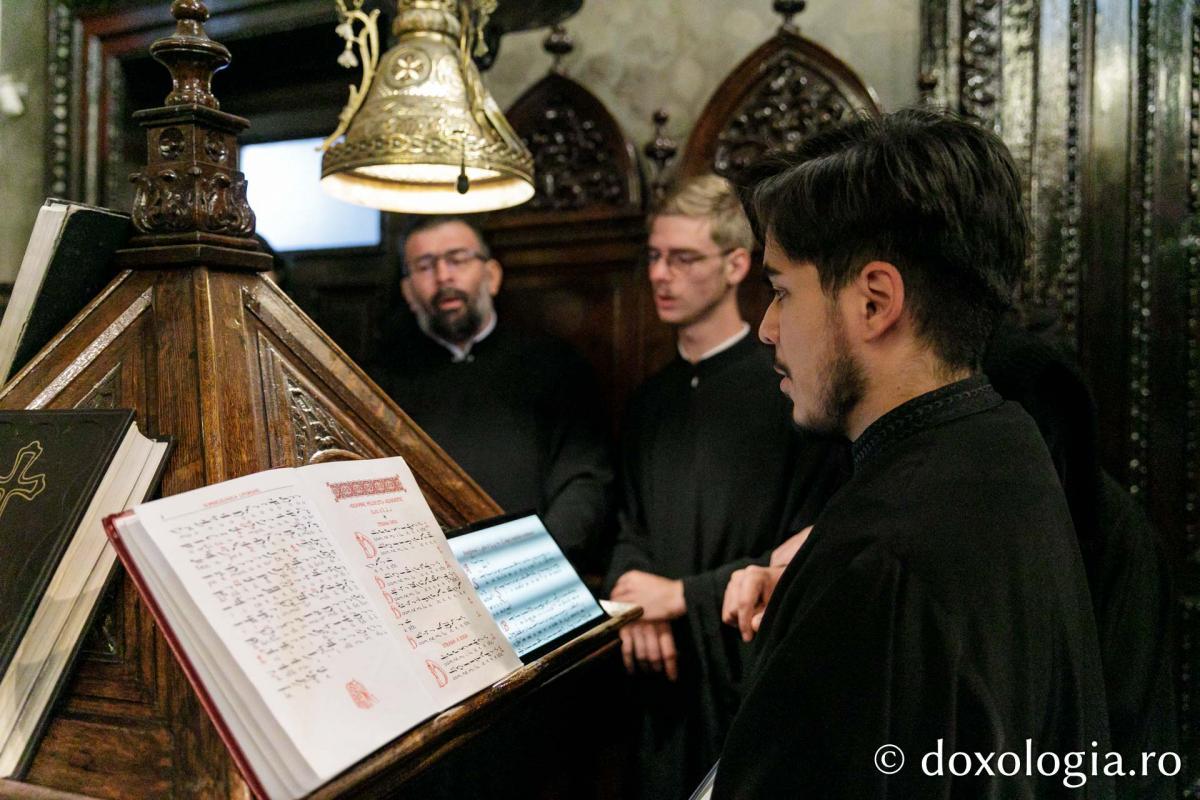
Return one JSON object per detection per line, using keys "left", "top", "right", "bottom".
{"left": 446, "top": 513, "right": 607, "bottom": 663}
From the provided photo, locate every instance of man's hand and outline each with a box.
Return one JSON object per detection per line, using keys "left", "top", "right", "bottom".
{"left": 720, "top": 525, "right": 813, "bottom": 643}
{"left": 619, "top": 620, "right": 679, "bottom": 681}
{"left": 611, "top": 570, "right": 686, "bottom": 621}
{"left": 722, "top": 564, "right": 786, "bottom": 643}
{"left": 771, "top": 524, "right": 813, "bottom": 566}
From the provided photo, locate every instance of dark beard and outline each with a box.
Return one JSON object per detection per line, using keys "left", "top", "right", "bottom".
{"left": 796, "top": 318, "right": 866, "bottom": 437}
{"left": 820, "top": 345, "right": 866, "bottom": 436}
{"left": 428, "top": 288, "right": 483, "bottom": 344}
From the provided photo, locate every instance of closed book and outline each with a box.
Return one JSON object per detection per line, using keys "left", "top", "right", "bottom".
{"left": 0, "top": 409, "right": 171, "bottom": 777}
{"left": 0, "top": 199, "right": 131, "bottom": 384}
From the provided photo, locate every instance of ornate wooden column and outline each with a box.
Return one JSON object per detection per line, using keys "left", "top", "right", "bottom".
{"left": 921, "top": 1, "right": 1200, "bottom": 793}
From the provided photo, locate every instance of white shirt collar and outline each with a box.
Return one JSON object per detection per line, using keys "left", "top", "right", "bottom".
{"left": 429, "top": 312, "right": 497, "bottom": 362}
{"left": 679, "top": 322, "right": 751, "bottom": 364}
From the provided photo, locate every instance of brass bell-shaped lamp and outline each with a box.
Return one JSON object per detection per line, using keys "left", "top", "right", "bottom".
{"left": 320, "top": 0, "right": 535, "bottom": 213}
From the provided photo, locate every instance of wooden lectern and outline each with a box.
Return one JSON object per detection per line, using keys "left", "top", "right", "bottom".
{"left": 0, "top": 3, "right": 635, "bottom": 797}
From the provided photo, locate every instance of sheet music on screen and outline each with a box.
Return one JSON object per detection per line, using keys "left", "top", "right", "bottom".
{"left": 446, "top": 514, "right": 604, "bottom": 660}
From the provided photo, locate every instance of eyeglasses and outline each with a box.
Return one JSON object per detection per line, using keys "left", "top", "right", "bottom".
{"left": 407, "top": 248, "right": 487, "bottom": 276}
{"left": 642, "top": 247, "right": 735, "bottom": 273}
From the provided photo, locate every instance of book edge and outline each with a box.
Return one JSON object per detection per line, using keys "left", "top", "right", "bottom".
{"left": 102, "top": 512, "right": 273, "bottom": 800}
{"left": 0, "top": 410, "right": 136, "bottom": 680}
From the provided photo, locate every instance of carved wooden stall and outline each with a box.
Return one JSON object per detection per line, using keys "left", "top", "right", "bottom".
{"left": 485, "top": 26, "right": 666, "bottom": 426}
{"left": 0, "top": 4, "right": 634, "bottom": 798}
{"left": 671, "top": 0, "right": 882, "bottom": 325}
{"left": 921, "top": 1, "right": 1199, "bottom": 792}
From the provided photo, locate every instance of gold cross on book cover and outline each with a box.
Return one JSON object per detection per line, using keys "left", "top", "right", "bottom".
{"left": 102, "top": 456, "right": 616, "bottom": 800}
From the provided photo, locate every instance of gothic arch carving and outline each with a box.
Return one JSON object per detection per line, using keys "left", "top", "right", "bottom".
{"left": 504, "top": 69, "right": 643, "bottom": 215}
{"left": 677, "top": 23, "right": 881, "bottom": 183}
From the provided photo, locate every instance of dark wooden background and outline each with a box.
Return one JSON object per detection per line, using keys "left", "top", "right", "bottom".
{"left": 17, "top": 0, "right": 1200, "bottom": 795}
{"left": 921, "top": 2, "right": 1199, "bottom": 793}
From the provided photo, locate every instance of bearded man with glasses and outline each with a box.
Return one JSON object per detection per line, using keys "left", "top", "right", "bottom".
{"left": 603, "top": 174, "right": 847, "bottom": 800}
{"left": 366, "top": 215, "right": 613, "bottom": 574}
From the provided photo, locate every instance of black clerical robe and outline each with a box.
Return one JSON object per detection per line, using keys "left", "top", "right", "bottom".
{"left": 605, "top": 334, "right": 847, "bottom": 800}
{"left": 985, "top": 314, "right": 1177, "bottom": 799}
{"left": 715, "top": 377, "right": 1113, "bottom": 799}
{"left": 368, "top": 321, "right": 613, "bottom": 571}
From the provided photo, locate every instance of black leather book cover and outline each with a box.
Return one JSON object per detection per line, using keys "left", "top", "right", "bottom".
{"left": 0, "top": 409, "right": 134, "bottom": 680}
{"left": 6, "top": 201, "right": 131, "bottom": 382}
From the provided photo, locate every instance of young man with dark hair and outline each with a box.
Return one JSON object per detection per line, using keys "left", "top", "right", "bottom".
{"left": 367, "top": 215, "right": 613, "bottom": 572}
{"left": 713, "top": 109, "right": 1113, "bottom": 798}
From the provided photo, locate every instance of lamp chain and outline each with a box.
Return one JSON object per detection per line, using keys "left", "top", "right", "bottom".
{"left": 454, "top": 0, "right": 497, "bottom": 194}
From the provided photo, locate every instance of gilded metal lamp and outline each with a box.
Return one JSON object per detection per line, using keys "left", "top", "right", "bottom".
{"left": 320, "top": 0, "right": 535, "bottom": 213}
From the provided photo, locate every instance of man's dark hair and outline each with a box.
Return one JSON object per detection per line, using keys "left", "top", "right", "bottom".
{"left": 399, "top": 215, "right": 492, "bottom": 277}
{"left": 745, "top": 108, "right": 1028, "bottom": 371}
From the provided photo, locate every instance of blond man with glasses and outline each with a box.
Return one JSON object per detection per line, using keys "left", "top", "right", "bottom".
{"left": 604, "top": 175, "right": 847, "bottom": 800}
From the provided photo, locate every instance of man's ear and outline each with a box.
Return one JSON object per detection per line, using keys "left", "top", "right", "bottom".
{"left": 400, "top": 277, "right": 418, "bottom": 313}
{"left": 851, "top": 260, "right": 905, "bottom": 341}
{"left": 725, "top": 247, "right": 752, "bottom": 286}
{"left": 485, "top": 259, "right": 503, "bottom": 297}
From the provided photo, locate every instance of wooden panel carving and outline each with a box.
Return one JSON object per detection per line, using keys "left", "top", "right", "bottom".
{"left": 46, "top": 3, "right": 75, "bottom": 201}
{"left": 918, "top": 0, "right": 956, "bottom": 108}
{"left": 78, "top": 581, "right": 122, "bottom": 663}
{"left": 78, "top": 365, "right": 122, "bottom": 411}
{"left": 960, "top": 0, "right": 1002, "bottom": 128}
{"left": 255, "top": 331, "right": 373, "bottom": 465}
{"left": 924, "top": 0, "right": 1085, "bottom": 325}
{"left": 504, "top": 62, "right": 642, "bottom": 217}
{"left": 484, "top": 212, "right": 672, "bottom": 431}
{"left": 677, "top": 22, "right": 881, "bottom": 183}
{"left": 25, "top": 289, "right": 151, "bottom": 410}
{"left": 76, "top": 363, "right": 125, "bottom": 663}
{"left": 923, "top": 0, "right": 1200, "bottom": 791}
{"left": 1187, "top": 0, "right": 1200, "bottom": 581}
{"left": 284, "top": 371, "right": 369, "bottom": 463}
{"left": 1126, "top": 0, "right": 1156, "bottom": 500}
{"left": 481, "top": 32, "right": 656, "bottom": 425}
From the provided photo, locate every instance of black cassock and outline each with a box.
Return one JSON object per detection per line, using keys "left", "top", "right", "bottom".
{"left": 604, "top": 333, "right": 848, "bottom": 800}
{"left": 367, "top": 320, "right": 614, "bottom": 572}
{"left": 985, "top": 314, "right": 1177, "bottom": 800}
{"left": 715, "top": 376, "right": 1114, "bottom": 799}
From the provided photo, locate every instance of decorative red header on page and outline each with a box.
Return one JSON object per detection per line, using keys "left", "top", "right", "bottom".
{"left": 326, "top": 475, "right": 405, "bottom": 503}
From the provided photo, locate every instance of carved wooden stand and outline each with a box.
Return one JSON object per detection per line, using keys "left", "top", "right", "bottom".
{"left": 0, "top": 3, "right": 634, "bottom": 797}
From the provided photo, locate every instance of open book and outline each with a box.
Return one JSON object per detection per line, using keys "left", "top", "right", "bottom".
{"left": 103, "top": 457, "right": 608, "bottom": 800}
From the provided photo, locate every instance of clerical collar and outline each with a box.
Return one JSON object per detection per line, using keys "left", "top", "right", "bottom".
{"left": 850, "top": 374, "right": 1002, "bottom": 470}
{"left": 678, "top": 322, "right": 751, "bottom": 364}
{"left": 426, "top": 313, "right": 497, "bottom": 363}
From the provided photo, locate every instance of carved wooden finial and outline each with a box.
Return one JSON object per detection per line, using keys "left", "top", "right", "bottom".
{"left": 149, "top": 0, "right": 231, "bottom": 109}
{"left": 773, "top": 0, "right": 806, "bottom": 33}
{"left": 118, "top": 0, "right": 268, "bottom": 266}
{"left": 643, "top": 109, "right": 678, "bottom": 203}
{"left": 543, "top": 24, "right": 573, "bottom": 75}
